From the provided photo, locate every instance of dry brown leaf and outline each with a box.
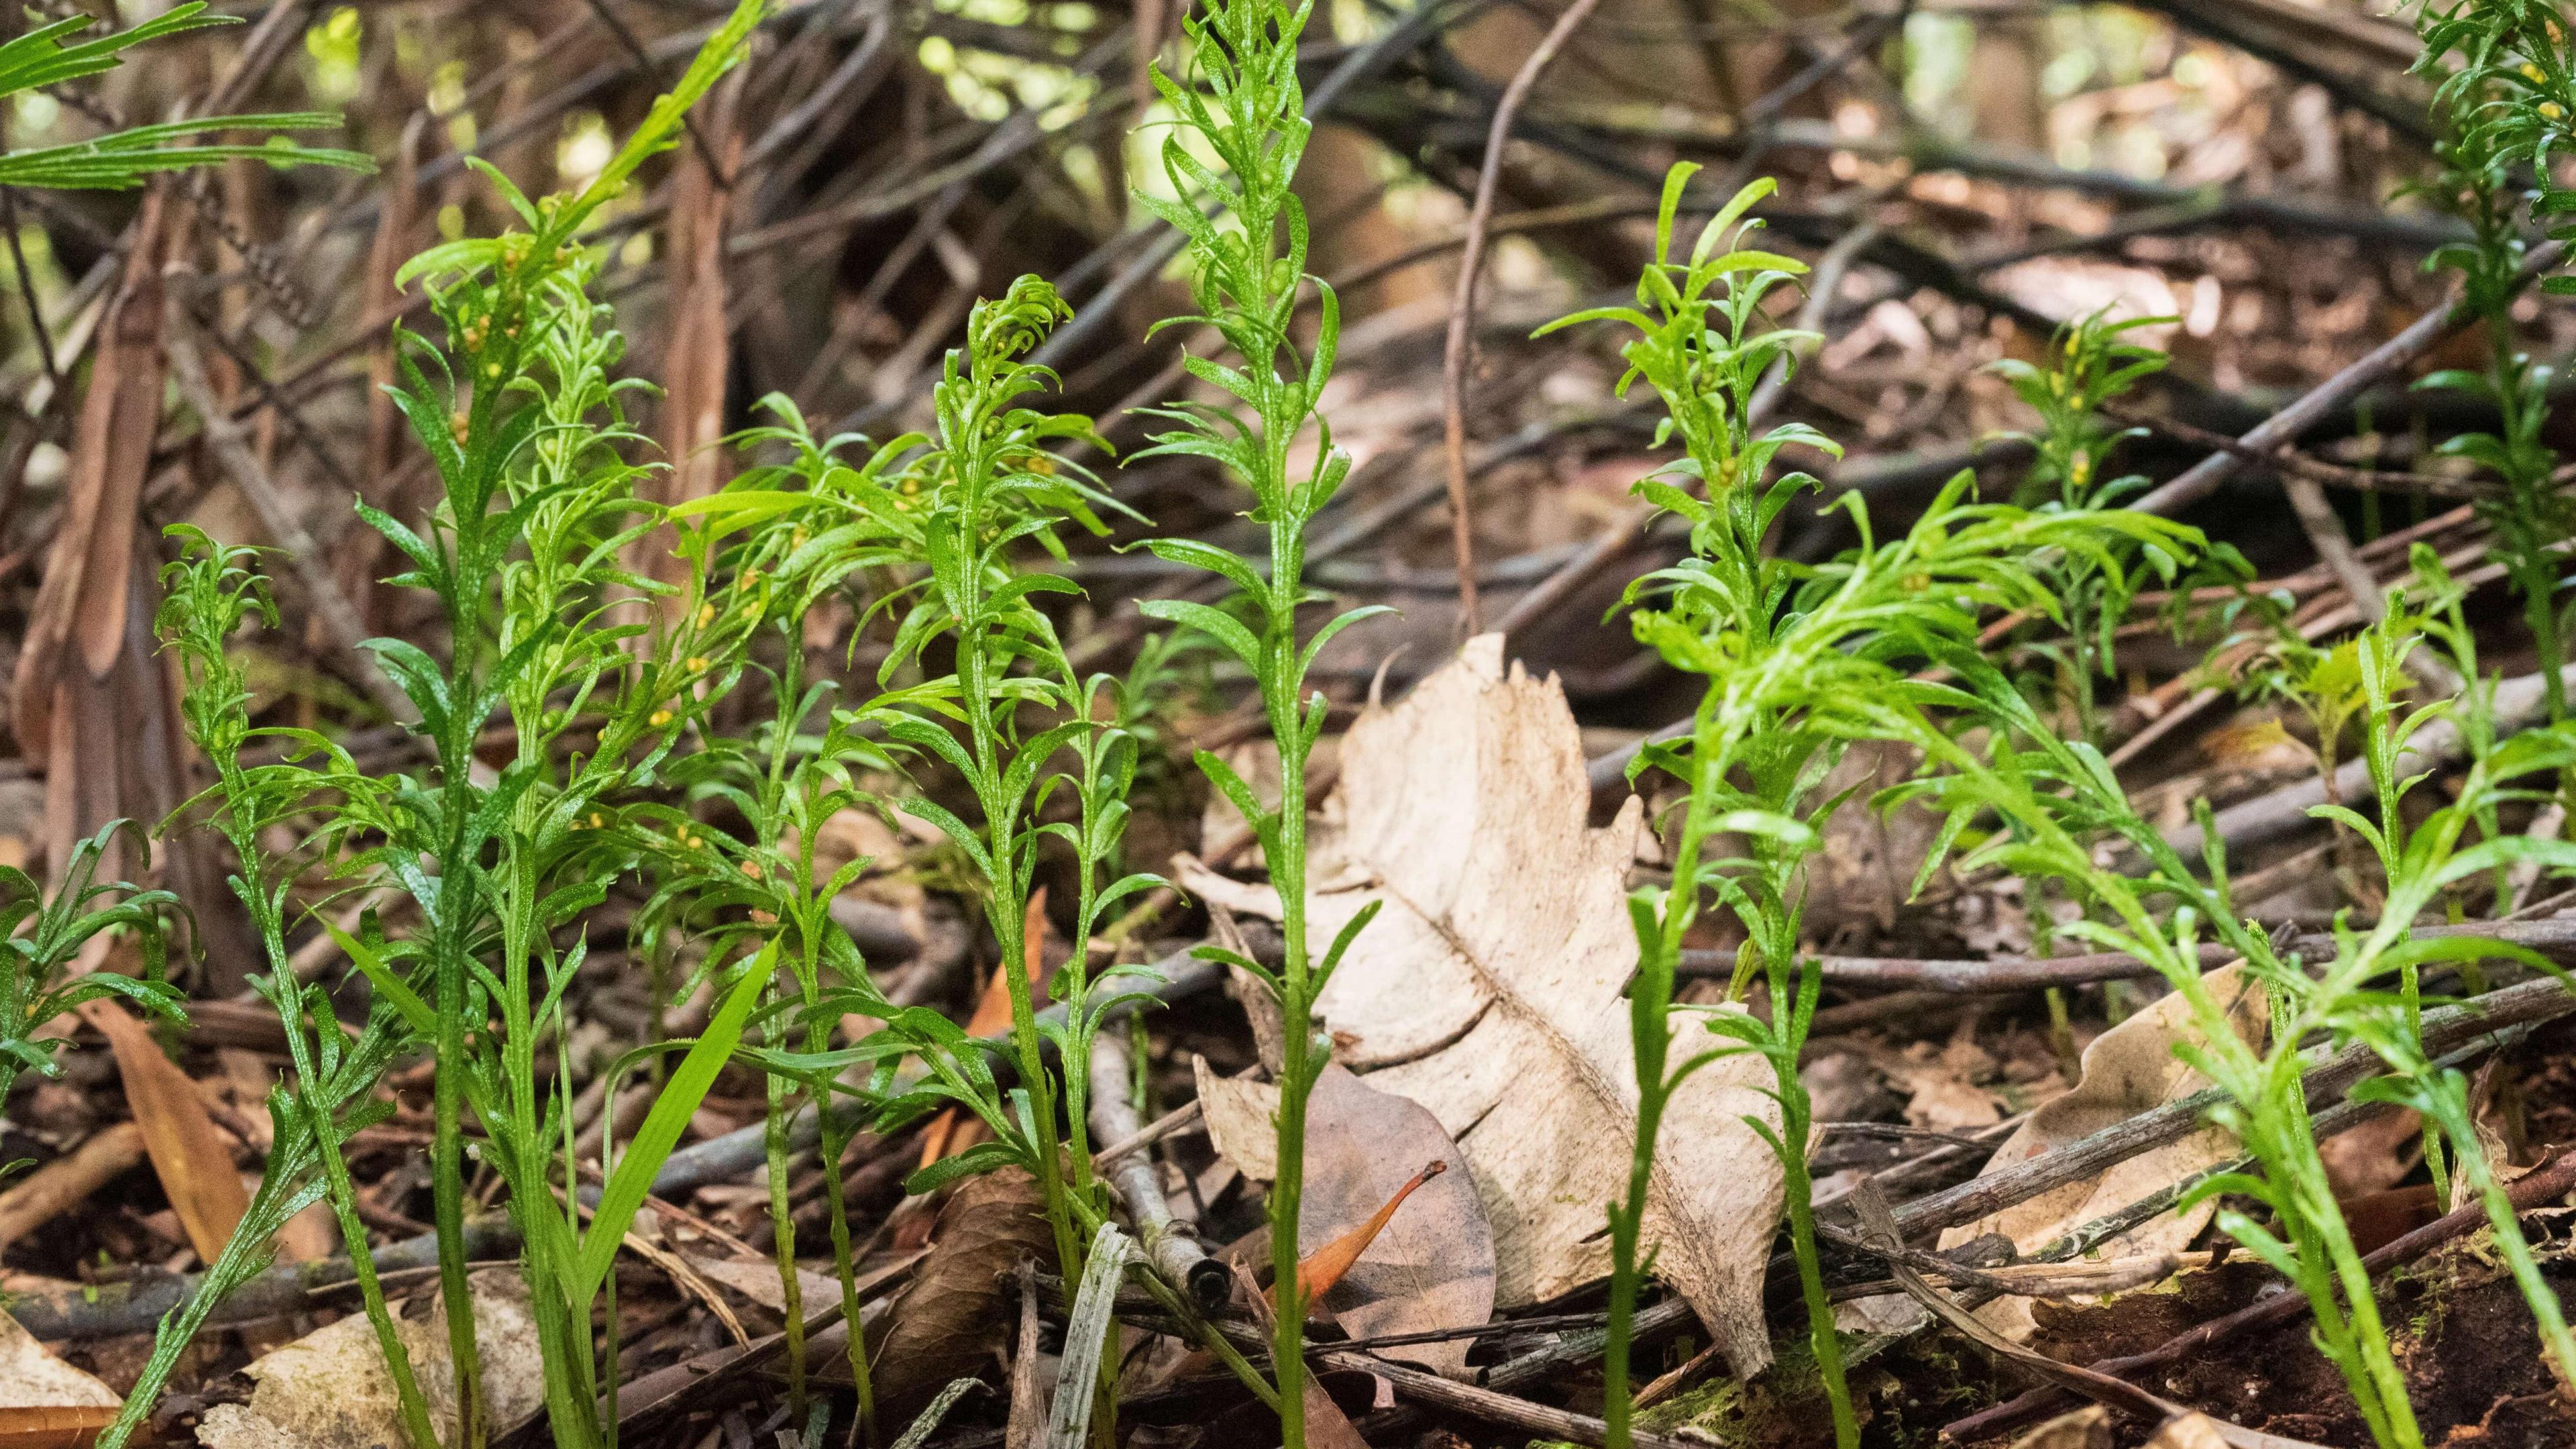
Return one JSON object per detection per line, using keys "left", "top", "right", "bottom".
{"left": 1873, "top": 1030, "right": 2009, "bottom": 1133}
{"left": 1285, "top": 1159, "right": 1446, "bottom": 1305}
{"left": 1937, "top": 967, "right": 2265, "bottom": 1340}
{"left": 196, "top": 1268, "right": 544, "bottom": 1449}
{"left": 865, "top": 1167, "right": 1052, "bottom": 1425}
{"left": 2339, "top": 1183, "right": 2445, "bottom": 1256}
{"left": 1195, "top": 1057, "right": 1495, "bottom": 1377}
{"left": 82, "top": 1002, "right": 247, "bottom": 1265}
{"left": 1181, "top": 635, "right": 1783, "bottom": 1374}
{"left": 2317, "top": 1103, "right": 2423, "bottom": 1198}
{"left": 0, "top": 1406, "right": 115, "bottom": 1449}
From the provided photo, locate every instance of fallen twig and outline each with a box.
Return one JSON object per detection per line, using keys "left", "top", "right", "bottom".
{"left": 1438, "top": 0, "right": 1610, "bottom": 636}
{"left": 2131, "top": 241, "right": 2565, "bottom": 517}
{"left": 1695, "top": 914, "right": 2576, "bottom": 993}
{"left": 1088, "top": 1031, "right": 1229, "bottom": 1308}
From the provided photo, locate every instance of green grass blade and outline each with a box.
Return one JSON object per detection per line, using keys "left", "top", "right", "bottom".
{"left": 577, "top": 944, "right": 773, "bottom": 1297}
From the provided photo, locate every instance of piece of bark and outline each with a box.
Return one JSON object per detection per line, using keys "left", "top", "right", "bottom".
{"left": 1004, "top": 1262, "right": 1048, "bottom": 1449}
{"left": 11, "top": 189, "right": 256, "bottom": 987}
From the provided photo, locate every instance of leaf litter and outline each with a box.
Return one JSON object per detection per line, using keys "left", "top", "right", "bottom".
{"left": 1185, "top": 637, "right": 1786, "bottom": 1374}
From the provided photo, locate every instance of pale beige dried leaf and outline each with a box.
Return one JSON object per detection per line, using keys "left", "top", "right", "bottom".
{"left": 2009, "top": 1405, "right": 2111, "bottom": 1449}
{"left": 1938, "top": 967, "right": 2265, "bottom": 1340}
{"left": 195, "top": 1268, "right": 546, "bottom": 1448}
{"left": 1181, "top": 635, "right": 1782, "bottom": 1373}
{"left": 2143, "top": 1413, "right": 2234, "bottom": 1449}
{"left": 1193, "top": 1056, "right": 1277, "bottom": 1179}
{"left": 0, "top": 1308, "right": 117, "bottom": 1409}
{"left": 683, "top": 1254, "right": 842, "bottom": 1318}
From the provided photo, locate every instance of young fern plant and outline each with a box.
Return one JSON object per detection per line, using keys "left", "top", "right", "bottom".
{"left": 1133, "top": 0, "right": 1389, "bottom": 1431}
{"left": 146, "top": 532, "right": 439, "bottom": 1449}
{"left": 139, "top": 13, "right": 777, "bottom": 1444}
{"left": 860, "top": 274, "right": 1165, "bottom": 1297}
{"left": 635, "top": 398, "right": 941, "bottom": 1445}
{"left": 1909, "top": 596, "right": 2576, "bottom": 1449}
{"left": 1988, "top": 310, "right": 2171, "bottom": 745}
{"left": 2408, "top": 15, "right": 2572, "bottom": 722}
{"left": 1546, "top": 165, "right": 2201, "bottom": 1449}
